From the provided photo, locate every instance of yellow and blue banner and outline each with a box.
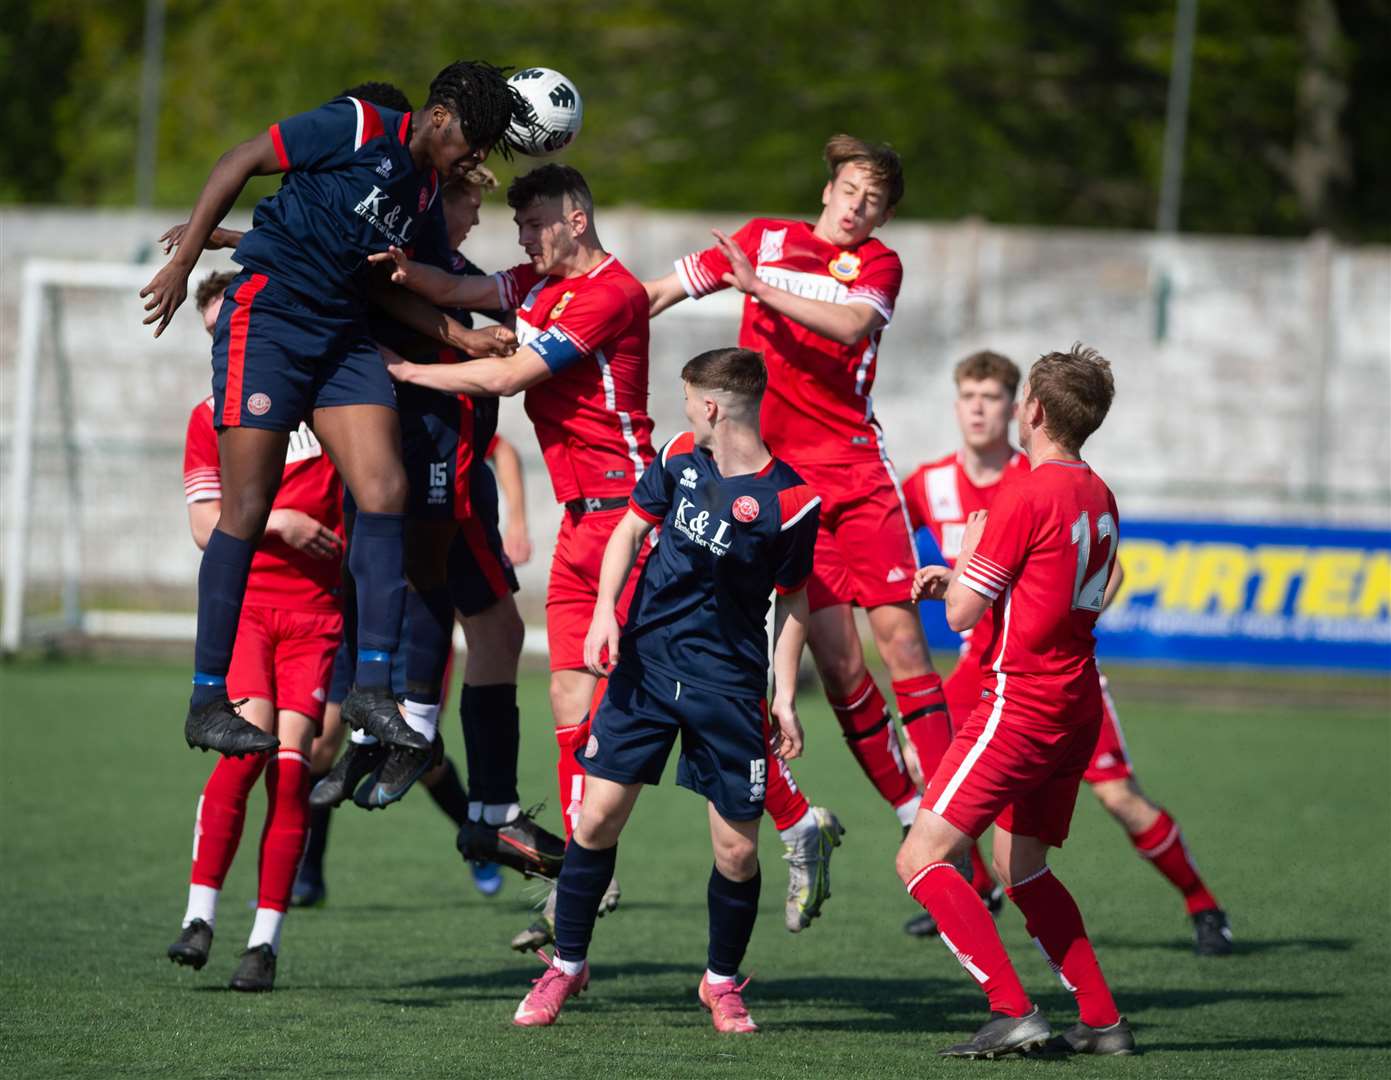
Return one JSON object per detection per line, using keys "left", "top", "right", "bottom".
{"left": 916, "top": 520, "right": 1391, "bottom": 671}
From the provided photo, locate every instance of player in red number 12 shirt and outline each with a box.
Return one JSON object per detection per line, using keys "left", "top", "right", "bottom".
{"left": 645, "top": 136, "right": 948, "bottom": 837}
{"left": 897, "top": 346, "right": 1136, "bottom": 1058}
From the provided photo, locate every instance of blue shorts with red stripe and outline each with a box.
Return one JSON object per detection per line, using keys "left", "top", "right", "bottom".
{"left": 210, "top": 271, "right": 396, "bottom": 431}
{"left": 399, "top": 383, "right": 470, "bottom": 522}
{"left": 447, "top": 463, "right": 519, "bottom": 617}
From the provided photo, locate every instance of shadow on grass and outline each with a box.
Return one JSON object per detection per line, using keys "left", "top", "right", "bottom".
{"left": 1094, "top": 935, "right": 1357, "bottom": 956}
{"left": 1141, "top": 1038, "right": 1391, "bottom": 1052}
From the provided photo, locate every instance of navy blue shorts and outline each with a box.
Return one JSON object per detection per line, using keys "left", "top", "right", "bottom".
{"left": 399, "top": 384, "right": 469, "bottom": 522}
{"left": 582, "top": 664, "right": 767, "bottom": 822}
{"left": 210, "top": 272, "right": 396, "bottom": 431}
{"left": 447, "top": 464, "right": 519, "bottom": 617}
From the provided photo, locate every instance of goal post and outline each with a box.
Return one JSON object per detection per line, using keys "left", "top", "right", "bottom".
{"left": 1, "top": 258, "right": 225, "bottom": 654}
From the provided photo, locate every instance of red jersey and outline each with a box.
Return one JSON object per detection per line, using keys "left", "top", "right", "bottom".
{"left": 957, "top": 459, "right": 1119, "bottom": 718}
{"left": 904, "top": 450, "right": 1031, "bottom": 563}
{"left": 183, "top": 399, "right": 344, "bottom": 611}
{"left": 676, "top": 218, "right": 902, "bottom": 465}
{"left": 493, "top": 255, "right": 655, "bottom": 503}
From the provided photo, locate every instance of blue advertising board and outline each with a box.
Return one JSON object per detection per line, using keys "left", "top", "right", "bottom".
{"left": 915, "top": 520, "right": 1391, "bottom": 671}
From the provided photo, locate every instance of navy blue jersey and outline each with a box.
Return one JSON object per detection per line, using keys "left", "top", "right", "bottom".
{"left": 621, "top": 431, "right": 820, "bottom": 697}
{"left": 234, "top": 96, "right": 447, "bottom": 313}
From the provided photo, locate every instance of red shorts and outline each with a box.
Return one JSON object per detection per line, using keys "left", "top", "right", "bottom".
{"left": 1082, "top": 673, "right": 1133, "bottom": 783}
{"left": 944, "top": 645, "right": 988, "bottom": 729}
{"left": 791, "top": 459, "right": 918, "bottom": 612}
{"left": 921, "top": 679, "right": 1104, "bottom": 848}
{"left": 545, "top": 506, "right": 650, "bottom": 672}
{"left": 226, "top": 605, "right": 342, "bottom": 726}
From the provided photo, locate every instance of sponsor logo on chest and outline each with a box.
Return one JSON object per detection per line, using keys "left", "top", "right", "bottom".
{"left": 753, "top": 265, "right": 849, "bottom": 305}
{"left": 353, "top": 184, "right": 417, "bottom": 247}
{"left": 674, "top": 495, "right": 735, "bottom": 556}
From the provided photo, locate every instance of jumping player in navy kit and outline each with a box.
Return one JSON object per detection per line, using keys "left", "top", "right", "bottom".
{"left": 141, "top": 61, "right": 523, "bottom": 759}
{"left": 511, "top": 348, "right": 820, "bottom": 1034}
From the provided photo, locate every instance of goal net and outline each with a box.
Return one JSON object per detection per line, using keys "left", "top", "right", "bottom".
{"left": 1, "top": 258, "right": 233, "bottom": 652}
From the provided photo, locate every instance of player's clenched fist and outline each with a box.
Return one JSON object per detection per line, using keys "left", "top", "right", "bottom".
{"left": 583, "top": 605, "right": 621, "bottom": 677}
{"left": 460, "top": 325, "right": 517, "bottom": 358}
{"left": 911, "top": 565, "right": 953, "bottom": 602}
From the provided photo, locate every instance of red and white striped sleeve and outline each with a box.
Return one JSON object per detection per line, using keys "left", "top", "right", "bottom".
{"left": 957, "top": 486, "right": 1032, "bottom": 601}
{"left": 958, "top": 552, "right": 1014, "bottom": 601}
{"left": 491, "top": 262, "right": 541, "bottom": 312}
{"left": 182, "top": 399, "right": 221, "bottom": 504}
{"left": 845, "top": 247, "right": 902, "bottom": 325}
{"left": 674, "top": 220, "right": 759, "bottom": 300}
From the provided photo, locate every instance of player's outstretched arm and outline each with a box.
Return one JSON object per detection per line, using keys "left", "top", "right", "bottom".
{"left": 368, "top": 246, "right": 501, "bottom": 309}
{"left": 582, "top": 510, "right": 654, "bottom": 677}
{"left": 160, "top": 222, "right": 246, "bottom": 255}
{"left": 382, "top": 341, "right": 549, "bottom": 398}
{"left": 140, "top": 131, "right": 283, "bottom": 337}
{"left": 711, "top": 228, "right": 885, "bottom": 346}
{"left": 370, "top": 283, "right": 518, "bottom": 359}
{"left": 769, "top": 587, "right": 809, "bottom": 762}
{"left": 643, "top": 272, "right": 689, "bottom": 318}
{"left": 489, "top": 435, "right": 533, "bottom": 565}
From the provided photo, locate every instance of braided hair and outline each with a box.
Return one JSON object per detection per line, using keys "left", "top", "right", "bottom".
{"left": 424, "top": 60, "right": 530, "bottom": 160}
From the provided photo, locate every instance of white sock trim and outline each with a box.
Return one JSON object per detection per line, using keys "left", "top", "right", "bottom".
{"left": 483, "top": 802, "right": 521, "bottom": 826}
{"left": 247, "top": 907, "right": 285, "bottom": 955}
{"left": 894, "top": 799, "right": 919, "bottom": 829}
{"left": 778, "top": 807, "right": 818, "bottom": 843}
{"left": 704, "top": 970, "right": 736, "bottom": 985}
{"left": 183, "top": 883, "right": 219, "bottom": 929}
{"left": 554, "top": 956, "right": 586, "bottom": 976}
{"left": 401, "top": 698, "right": 440, "bottom": 741}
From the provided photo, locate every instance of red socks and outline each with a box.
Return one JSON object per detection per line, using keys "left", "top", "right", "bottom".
{"left": 829, "top": 673, "right": 915, "bottom": 810}
{"left": 1006, "top": 866, "right": 1119, "bottom": 1028}
{"left": 762, "top": 709, "right": 810, "bottom": 831}
{"left": 894, "top": 673, "right": 954, "bottom": 781}
{"left": 190, "top": 753, "right": 268, "bottom": 889}
{"left": 907, "top": 862, "right": 1032, "bottom": 1017}
{"left": 555, "top": 720, "right": 589, "bottom": 841}
{"left": 1131, "top": 808, "right": 1220, "bottom": 915}
{"left": 256, "top": 749, "right": 311, "bottom": 913}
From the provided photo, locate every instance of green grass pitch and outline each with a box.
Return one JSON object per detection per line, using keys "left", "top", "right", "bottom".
{"left": 2, "top": 659, "right": 1388, "bottom": 1078}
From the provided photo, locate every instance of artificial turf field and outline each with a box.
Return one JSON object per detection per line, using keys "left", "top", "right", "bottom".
{"left": 1, "top": 659, "right": 1388, "bottom": 1079}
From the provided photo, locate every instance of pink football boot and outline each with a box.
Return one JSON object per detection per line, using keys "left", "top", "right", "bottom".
{"left": 698, "top": 973, "right": 759, "bottom": 1034}
{"left": 513, "top": 950, "right": 589, "bottom": 1027}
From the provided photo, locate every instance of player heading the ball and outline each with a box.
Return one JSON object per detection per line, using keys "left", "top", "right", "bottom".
{"left": 141, "top": 61, "right": 526, "bottom": 758}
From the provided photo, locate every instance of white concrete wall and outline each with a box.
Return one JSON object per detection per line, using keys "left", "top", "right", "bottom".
{"left": 2, "top": 206, "right": 1387, "bottom": 616}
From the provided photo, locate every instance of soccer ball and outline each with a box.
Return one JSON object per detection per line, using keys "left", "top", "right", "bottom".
{"left": 506, "top": 67, "right": 583, "bottom": 157}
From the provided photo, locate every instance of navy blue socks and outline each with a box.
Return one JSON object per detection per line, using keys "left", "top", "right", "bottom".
{"left": 460, "top": 683, "right": 521, "bottom": 805}
{"left": 191, "top": 529, "right": 254, "bottom": 709}
{"left": 348, "top": 511, "right": 405, "bottom": 689}
{"left": 554, "top": 840, "right": 618, "bottom": 964}
{"left": 707, "top": 865, "right": 761, "bottom": 977}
